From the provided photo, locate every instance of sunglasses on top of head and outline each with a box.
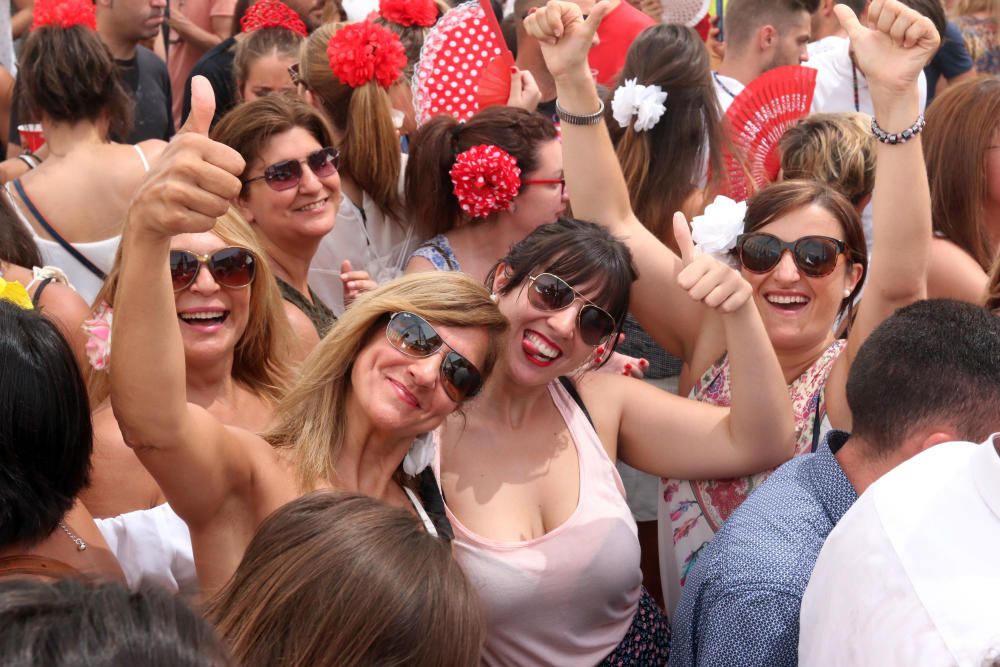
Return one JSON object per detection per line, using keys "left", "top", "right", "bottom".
{"left": 734, "top": 232, "right": 850, "bottom": 278}
{"left": 385, "top": 311, "right": 484, "bottom": 403}
{"left": 242, "top": 146, "right": 340, "bottom": 192}
{"left": 526, "top": 273, "right": 617, "bottom": 347}
{"left": 169, "top": 247, "right": 257, "bottom": 292}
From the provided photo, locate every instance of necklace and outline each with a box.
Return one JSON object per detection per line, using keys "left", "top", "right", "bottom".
{"left": 712, "top": 71, "right": 739, "bottom": 99}
{"left": 58, "top": 522, "right": 87, "bottom": 551}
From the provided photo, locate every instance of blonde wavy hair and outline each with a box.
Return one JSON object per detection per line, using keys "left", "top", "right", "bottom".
{"left": 779, "top": 112, "right": 876, "bottom": 207}
{"left": 264, "top": 272, "right": 507, "bottom": 491}
{"left": 85, "top": 208, "right": 294, "bottom": 406}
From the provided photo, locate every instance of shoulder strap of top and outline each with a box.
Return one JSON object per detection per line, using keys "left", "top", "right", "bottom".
{"left": 30, "top": 276, "right": 54, "bottom": 307}
{"left": 402, "top": 485, "right": 440, "bottom": 538}
{"left": 11, "top": 179, "right": 107, "bottom": 281}
{"left": 558, "top": 376, "right": 594, "bottom": 428}
{"left": 419, "top": 468, "right": 454, "bottom": 542}
{"left": 133, "top": 143, "right": 151, "bottom": 172}
{"left": 0, "top": 554, "right": 81, "bottom": 580}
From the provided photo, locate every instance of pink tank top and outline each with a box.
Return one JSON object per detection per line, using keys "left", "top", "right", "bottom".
{"left": 434, "top": 381, "right": 642, "bottom": 666}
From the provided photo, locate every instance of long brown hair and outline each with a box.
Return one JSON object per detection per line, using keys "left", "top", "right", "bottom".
{"left": 924, "top": 75, "right": 1000, "bottom": 271}
{"left": 85, "top": 208, "right": 294, "bottom": 406}
{"left": 263, "top": 271, "right": 507, "bottom": 491}
{"left": 204, "top": 491, "right": 483, "bottom": 667}
{"left": 301, "top": 22, "right": 406, "bottom": 222}
{"left": 606, "top": 24, "right": 726, "bottom": 251}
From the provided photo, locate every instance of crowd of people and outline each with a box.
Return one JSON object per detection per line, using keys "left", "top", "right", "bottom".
{"left": 0, "top": 0, "right": 998, "bottom": 664}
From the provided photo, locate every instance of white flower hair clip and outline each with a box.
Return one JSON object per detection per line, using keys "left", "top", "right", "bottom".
{"left": 690, "top": 195, "right": 747, "bottom": 268}
{"left": 611, "top": 79, "right": 668, "bottom": 132}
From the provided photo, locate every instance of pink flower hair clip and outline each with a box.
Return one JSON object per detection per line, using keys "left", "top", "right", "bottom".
{"left": 81, "top": 302, "right": 113, "bottom": 371}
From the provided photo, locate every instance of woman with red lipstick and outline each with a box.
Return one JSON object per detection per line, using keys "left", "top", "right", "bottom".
{"left": 528, "top": 0, "right": 935, "bottom": 609}
{"left": 433, "top": 215, "right": 795, "bottom": 664}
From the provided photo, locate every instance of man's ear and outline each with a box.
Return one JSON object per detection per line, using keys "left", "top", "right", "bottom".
{"left": 758, "top": 24, "right": 777, "bottom": 51}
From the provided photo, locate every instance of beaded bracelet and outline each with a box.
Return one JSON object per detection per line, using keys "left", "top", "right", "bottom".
{"left": 870, "top": 114, "right": 925, "bottom": 145}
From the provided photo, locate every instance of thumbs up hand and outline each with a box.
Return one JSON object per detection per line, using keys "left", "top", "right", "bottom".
{"left": 127, "top": 76, "right": 246, "bottom": 239}
{"left": 674, "top": 212, "right": 752, "bottom": 314}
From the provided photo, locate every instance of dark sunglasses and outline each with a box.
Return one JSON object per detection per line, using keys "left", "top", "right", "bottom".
{"left": 169, "top": 247, "right": 257, "bottom": 292}
{"left": 385, "top": 311, "right": 484, "bottom": 403}
{"left": 735, "top": 232, "right": 849, "bottom": 278}
{"left": 527, "top": 273, "right": 617, "bottom": 346}
{"left": 242, "top": 147, "right": 339, "bottom": 192}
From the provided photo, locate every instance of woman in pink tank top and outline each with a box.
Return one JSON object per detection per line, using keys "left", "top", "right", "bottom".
{"left": 436, "top": 218, "right": 796, "bottom": 665}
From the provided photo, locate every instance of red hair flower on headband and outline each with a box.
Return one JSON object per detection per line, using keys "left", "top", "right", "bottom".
{"left": 380, "top": 0, "right": 437, "bottom": 27}
{"left": 450, "top": 145, "right": 522, "bottom": 220}
{"left": 327, "top": 20, "right": 406, "bottom": 89}
{"left": 240, "top": 0, "right": 307, "bottom": 36}
{"left": 31, "top": 0, "right": 96, "bottom": 30}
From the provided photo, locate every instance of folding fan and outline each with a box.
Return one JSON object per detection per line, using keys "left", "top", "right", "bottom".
{"left": 661, "top": 0, "right": 711, "bottom": 28}
{"left": 412, "top": 0, "right": 515, "bottom": 125}
{"left": 722, "top": 65, "right": 817, "bottom": 201}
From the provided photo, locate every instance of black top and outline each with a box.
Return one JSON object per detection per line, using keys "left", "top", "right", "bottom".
{"left": 8, "top": 45, "right": 173, "bottom": 148}
{"left": 276, "top": 277, "right": 336, "bottom": 338}
{"left": 180, "top": 35, "right": 238, "bottom": 130}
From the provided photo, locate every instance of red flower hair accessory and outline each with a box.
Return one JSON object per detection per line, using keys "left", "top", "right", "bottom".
{"left": 450, "top": 144, "right": 522, "bottom": 219}
{"left": 326, "top": 20, "right": 407, "bottom": 89}
{"left": 380, "top": 0, "right": 437, "bottom": 27}
{"left": 31, "top": 0, "right": 96, "bottom": 31}
{"left": 240, "top": 0, "right": 307, "bottom": 36}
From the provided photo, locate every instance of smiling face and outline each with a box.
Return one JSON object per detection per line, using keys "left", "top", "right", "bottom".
{"left": 241, "top": 51, "right": 299, "bottom": 102}
{"left": 171, "top": 232, "right": 253, "bottom": 369}
{"left": 350, "top": 320, "right": 490, "bottom": 437}
{"left": 507, "top": 139, "right": 568, "bottom": 234}
{"left": 238, "top": 126, "right": 340, "bottom": 251}
{"left": 742, "top": 203, "right": 863, "bottom": 355}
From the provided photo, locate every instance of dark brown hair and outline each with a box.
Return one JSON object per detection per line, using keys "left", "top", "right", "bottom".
{"left": 923, "top": 75, "right": 1000, "bottom": 271}
{"left": 18, "top": 25, "right": 132, "bottom": 138}
{"left": 233, "top": 26, "right": 305, "bottom": 99}
{"left": 372, "top": 1, "right": 449, "bottom": 78}
{"left": 606, "top": 24, "right": 726, "bottom": 252}
{"left": 204, "top": 491, "right": 483, "bottom": 667}
{"left": 406, "top": 105, "right": 558, "bottom": 235}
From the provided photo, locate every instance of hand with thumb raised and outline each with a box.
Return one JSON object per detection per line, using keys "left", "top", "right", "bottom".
{"left": 674, "top": 211, "right": 752, "bottom": 314}
{"left": 180, "top": 75, "right": 217, "bottom": 137}
{"left": 523, "top": 0, "right": 618, "bottom": 79}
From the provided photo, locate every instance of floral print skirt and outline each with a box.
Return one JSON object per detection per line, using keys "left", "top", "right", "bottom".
{"left": 599, "top": 588, "right": 670, "bottom": 666}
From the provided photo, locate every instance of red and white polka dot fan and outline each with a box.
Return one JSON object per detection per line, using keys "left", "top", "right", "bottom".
{"left": 412, "top": 0, "right": 515, "bottom": 125}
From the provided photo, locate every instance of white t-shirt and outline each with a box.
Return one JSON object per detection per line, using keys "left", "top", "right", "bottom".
{"left": 799, "top": 438, "right": 1000, "bottom": 666}
{"left": 711, "top": 72, "right": 745, "bottom": 112}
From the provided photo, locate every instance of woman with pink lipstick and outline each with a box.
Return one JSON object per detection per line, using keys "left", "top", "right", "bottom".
{"left": 212, "top": 93, "right": 359, "bottom": 354}
{"left": 527, "top": 0, "right": 935, "bottom": 610}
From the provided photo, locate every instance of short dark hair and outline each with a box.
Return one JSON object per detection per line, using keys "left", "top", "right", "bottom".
{"left": 724, "top": 0, "right": 818, "bottom": 48}
{"left": 0, "top": 300, "right": 92, "bottom": 548}
{"left": 0, "top": 579, "right": 232, "bottom": 666}
{"left": 847, "top": 299, "right": 1000, "bottom": 452}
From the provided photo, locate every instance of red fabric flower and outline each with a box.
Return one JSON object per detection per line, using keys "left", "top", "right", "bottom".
{"left": 450, "top": 144, "right": 522, "bottom": 220}
{"left": 327, "top": 20, "right": 407, "bottom": 89}
{"left": 380, "top": 0, "right": 437, "bottom": 27}
{"left": 31, "top": 0, "right": 96, "bottom": 31}
{"left": 240, "top": 0, "right": 307, "bottom": 36}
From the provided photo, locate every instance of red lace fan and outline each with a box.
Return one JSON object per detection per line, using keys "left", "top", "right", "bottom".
{"left": 412, "top": 0, "right": 515, "bottom": 124}
{"left": 722, "top": 66, "right": 817, "bottom": 202}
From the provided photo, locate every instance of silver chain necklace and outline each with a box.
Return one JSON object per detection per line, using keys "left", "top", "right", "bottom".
{"left": 58, "top": 522, "right": 87, "bottom": 551}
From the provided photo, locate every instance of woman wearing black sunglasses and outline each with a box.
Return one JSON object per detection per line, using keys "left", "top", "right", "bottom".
{"left": 533, "top": 0, "right": 935, "bottom": 611}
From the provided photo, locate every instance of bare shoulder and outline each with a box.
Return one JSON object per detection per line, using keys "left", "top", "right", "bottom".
{"left": 928, "top": 236, "right": 988, "bottom": 303}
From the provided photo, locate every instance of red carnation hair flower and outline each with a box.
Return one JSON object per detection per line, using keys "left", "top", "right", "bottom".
{"left": 326, "top": 20, "right": 407, "bottom": 89}
{"left": 380, "top": 0, "right": 438, "bottom": 27}
{"left": 450, "top": 144, "right": 522, "bottom": 220}
{"left": 31, "top": 0, "right": 96, "bottom": 31}
{"left": 240, "top": 0, "right": 307, "bottom": 36}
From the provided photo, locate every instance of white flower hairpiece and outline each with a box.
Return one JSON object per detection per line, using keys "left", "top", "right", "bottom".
{"left": 690, "top": 195, "right": 747, "bottom": 267}
{"left": 403, "top": 431, "right": 435, "bottom": 476}
{"left": 611, "top": 78, "right": 668, "bottom": 132}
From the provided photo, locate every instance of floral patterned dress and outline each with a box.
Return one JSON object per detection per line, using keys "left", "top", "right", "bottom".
{"left": 660, "top": 340, "right": 846, "bottom": 589}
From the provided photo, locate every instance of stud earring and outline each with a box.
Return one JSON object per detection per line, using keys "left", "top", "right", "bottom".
{"left": 843, "top": 289, "right": 852, "bottom": 298}
{"left": 490, "top": 292, "right": 499, "bottom": 303}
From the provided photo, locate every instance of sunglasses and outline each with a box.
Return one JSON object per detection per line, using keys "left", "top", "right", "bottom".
{"left": 526, "top": 273, "right": 617, "bottom": 346}
{"left": 735, "top": 233, "right": 849, "bottom": 278}
{"left": 522, "top": 178, "right": 566, "bottom": 197}
{"left": 385, "top": 311, "right": 484, "bottom": 402}
{"left": 243, "top": 147, "right": 339, "bottom": 192}
{"left": 169, "top": 247, "right": 257, "bottom": 292}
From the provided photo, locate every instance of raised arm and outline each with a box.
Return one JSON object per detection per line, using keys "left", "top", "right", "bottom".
{"left": 582, "top": 218, "right": 796, "bottom": 480}
{"left": 524, "top": 1, "right": 705, "bottom": 360}
{"left": 109, "top": 78, "right": 255, "bottom": 522}
{"left": 824, "top": 0, "right": 939, "bottom": 427}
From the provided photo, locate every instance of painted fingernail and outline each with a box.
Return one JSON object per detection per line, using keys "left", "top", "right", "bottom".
{"left": 639, "top": 359, "right": 648, "bottom": 367}
{"left": 624, "top": 364, "right": 632, "bottom": 372}
{"left": 510, "top": 66, "right": 518, "bottom": 73}
{"left": 596, "top": 346, "right": 605, "bottom": 355}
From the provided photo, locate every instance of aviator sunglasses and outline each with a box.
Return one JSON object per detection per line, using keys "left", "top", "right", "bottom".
{"left": 385, "top": 311, "right": 484, "bottom": 403}
{"left": 242, "top": 146, "right": 340, "bottom": 192}
{"left": 169, "top": 247, "right": 257, "bottom": 292}
{"left": 735, "top": 232, "right": 850, "bottom": 278}
{"left": 526, "top": 273, "right": 617, "bottom": 346}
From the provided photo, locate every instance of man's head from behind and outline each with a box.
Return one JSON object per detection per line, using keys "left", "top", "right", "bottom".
{"left": 724, "top": 0, "right": 818, "bottom": 72}
{"left": 847, "top": 299, "right": 1000, "bottom": 460}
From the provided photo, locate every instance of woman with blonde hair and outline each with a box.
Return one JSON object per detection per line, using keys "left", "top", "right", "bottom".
{"left": 205, "top": 491, "right": 482, "bottom": 667}
{"left": 923, "top": 76, "right": 1000, "bottom": 302}
{"left": 299, "top": 20, "right": 418, "bottom": 313}
{"left": 110, "top": 110, "right": 507, "bottom": 593}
